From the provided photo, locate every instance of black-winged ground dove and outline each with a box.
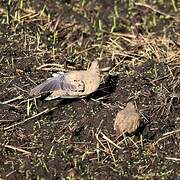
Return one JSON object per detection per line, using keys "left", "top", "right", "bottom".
{"left": 30, "top": 60, "right": 100, "bottom": 100}
{"left": 114, "top": 102, "right": 140, "bottom": 135}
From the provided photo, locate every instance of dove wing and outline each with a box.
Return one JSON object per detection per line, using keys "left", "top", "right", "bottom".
{"left": 30, "top": 73, "right": 84, "bottom": 96}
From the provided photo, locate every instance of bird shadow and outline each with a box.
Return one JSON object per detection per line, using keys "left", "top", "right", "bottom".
{"left": 85, "top": 74, "right": 119, "bottom": 102}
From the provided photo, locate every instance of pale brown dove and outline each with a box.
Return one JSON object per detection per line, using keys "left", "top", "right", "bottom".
{"left": 114, "top": 102, "right": 140, "bottom": 135}
{"left": 30, "top": 60, "right": 100, "bottom": 100}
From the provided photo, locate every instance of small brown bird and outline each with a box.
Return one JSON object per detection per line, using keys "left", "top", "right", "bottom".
{"left": 114, "top": 102, "right": 140, "bottom": 135}
{"left": 30, "top": 60, "right": 100, "bottom": 100}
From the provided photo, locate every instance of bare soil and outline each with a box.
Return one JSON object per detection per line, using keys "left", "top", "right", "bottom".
{"left": 0, "top": 0, "right": 179, "bottom": 179}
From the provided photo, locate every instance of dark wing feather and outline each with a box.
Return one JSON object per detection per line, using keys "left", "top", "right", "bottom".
{"left": 30, "top": 74, "right": 80, "bottom": 96}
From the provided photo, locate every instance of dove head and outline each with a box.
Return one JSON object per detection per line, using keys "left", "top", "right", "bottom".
{"left": 89, "top": 60, "right": 99, "bottom": 71}
{"left": 126, "top": 102, "right": 136, "bottom": 110}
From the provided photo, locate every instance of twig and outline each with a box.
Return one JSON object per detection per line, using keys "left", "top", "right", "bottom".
{"left": 135, "top": 2, "right": 179, "bottom": 21}
{"left": 95, "top": 132, "right": 108, "bottom": 151}
{"left": 101, "top": 132, "right": 121, "bottom": 149}
{"left": 18, "top": 97, "right": 41, "bottom": 105}
{"left": 0, "top": 95, "right": 23, "bottom": 109}
{"left": 163, "top": 129, "right": 180, "bottom": 136}
{"left": 4, "top": 108, "right": 56, "bottom": 130}
{"left": 6, "top": 171, "right": 17, "bottom": 179}
{"left": 100, "top": 66, "right": 112, "bottom": 72}
{"left": 96, "top": 119, "right": 104, "bottom": 134}
{"left": 107, "top": 141, "right": 116, "bottom": 164}
{"left": 36, "top": 63, "right": 74, "bottom": 70}
{"left": 0, "top": 120, "right": 16, "bottom": 123}
{"left": 2, "top": 144, "right": 31, "bottom": 155}
{"left": 0, "top": 95, "right": 23, "bottom": 104}
{"left": 35, "top": 67, "right": 67, "bottom": 71}
{"left": 96, "top": 142, "right": 100, "bottom": 162}
{"left": 128, "top": 137, "right": 139, "bottom": 149}
{"left": 165, "top": 157, "right": 180, "bottom": 161}
{"left": 91, "top": 98, "right": 113, "bottom": 109}
{"left": 76, "top": 46, "right": 97, "bottom": 54}
{"left": 153, "top": 129, "right": 180, "bottom": 146}
{"left": 0, "top": 102, "right": 19, "bottom": 109}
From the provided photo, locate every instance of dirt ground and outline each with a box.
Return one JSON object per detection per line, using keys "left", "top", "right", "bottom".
{"left": 0, "top": 0, "right": 180, "bottom": 179}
